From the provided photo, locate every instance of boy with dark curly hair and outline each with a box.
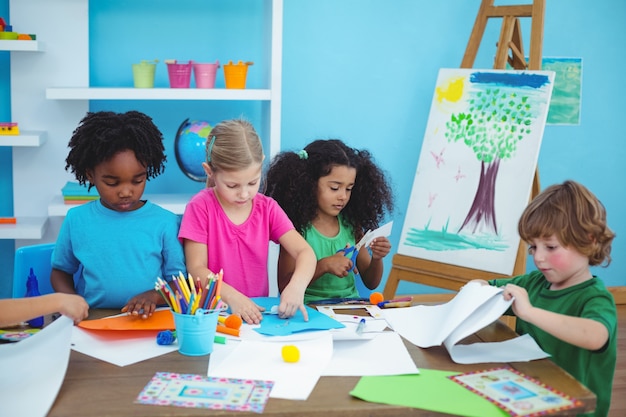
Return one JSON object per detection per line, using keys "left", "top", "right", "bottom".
{"left": 51, "top": 111, "right": 185, "bottom": 318}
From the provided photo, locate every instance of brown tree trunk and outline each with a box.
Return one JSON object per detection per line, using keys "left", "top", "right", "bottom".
{"left": 458, "top": 158, "right": 500, "bottom": 235}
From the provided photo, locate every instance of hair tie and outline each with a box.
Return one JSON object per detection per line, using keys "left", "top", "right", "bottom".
{"left": 206, "top": 135, "right": 217, "bottom": 162}
{"left": 297, "top": 150, "right": 308, "bottom": 160}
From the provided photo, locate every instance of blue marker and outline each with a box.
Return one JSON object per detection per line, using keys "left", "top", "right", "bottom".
{"left": 356, "top": 318, "right": 366, "bottom": 335}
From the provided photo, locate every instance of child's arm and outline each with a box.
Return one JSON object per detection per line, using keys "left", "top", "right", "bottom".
{"left": 279, "top": 250, "right": 353, "bottom": 291}
{"left": 50, "top": 268, "right": 78, "bottom": 295}
{"left": 277, "top": 230, "right": 316, "bottom": 321}
{"left": 356, "top": 237, "right": 392, "bottom": 290}
{"left": 184, "top": 239, "right": 266, "bottom": 325}
{"left": 503, "top": 284, "right": 609, "bottom": 351}
{"left": 0, "top": 293, "right": 89, "bottom": 327}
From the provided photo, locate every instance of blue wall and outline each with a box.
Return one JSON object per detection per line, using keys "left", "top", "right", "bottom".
{"left": 2, "top": 0, "right": 625, "bottom": 297}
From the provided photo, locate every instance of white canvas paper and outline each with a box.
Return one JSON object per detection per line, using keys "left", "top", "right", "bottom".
{"left": 398, "top": 69, "right": 555, "bottom": 275}
{"left": 0, "top": 316, "right": 73, "bottom": 417}
{"left": 382, "top": 282, "right": 549, "bottom": 364}
{"left": 209, "top": 332, "right": 333, "bottom": 400}
{"left": 322, "top": 331, "right": 419, "bottom": 376}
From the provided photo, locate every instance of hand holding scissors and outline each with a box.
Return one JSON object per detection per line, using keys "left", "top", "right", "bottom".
{"left": 335, "top": 233, "right": 368, "bottom": 278}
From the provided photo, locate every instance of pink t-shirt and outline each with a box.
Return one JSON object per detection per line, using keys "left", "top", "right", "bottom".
{"left": 178, "top": 188, "right": 294, "bottom": 297}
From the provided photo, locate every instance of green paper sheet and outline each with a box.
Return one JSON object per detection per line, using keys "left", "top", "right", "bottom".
{"left": 350, "top": 368, "right": 508, "bottom": 417}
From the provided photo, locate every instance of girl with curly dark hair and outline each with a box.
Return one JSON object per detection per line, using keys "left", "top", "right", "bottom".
{"left": 266, "top": 139, "right": 394, "bottom": 303}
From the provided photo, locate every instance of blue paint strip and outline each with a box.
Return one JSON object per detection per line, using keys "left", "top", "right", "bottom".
{"left": 470, "top": 71, "right": 550, "bottom": 88}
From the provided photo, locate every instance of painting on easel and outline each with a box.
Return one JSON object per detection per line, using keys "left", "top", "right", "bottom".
{"left": 398, "top": 68, "right": 555, "bottom": 275}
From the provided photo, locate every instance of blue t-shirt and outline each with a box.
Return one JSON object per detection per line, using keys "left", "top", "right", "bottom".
{"left": 52, "top": 200, "right": 186, "bottom": 308}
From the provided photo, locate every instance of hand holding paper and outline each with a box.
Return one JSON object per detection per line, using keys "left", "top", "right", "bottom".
{"left": 357, "top": 221, "right": 393, "bottom": 250}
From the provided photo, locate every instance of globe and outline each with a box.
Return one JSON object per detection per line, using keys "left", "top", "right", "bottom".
{"left": 174, "top": 118, "right": 212, "bottom": 182}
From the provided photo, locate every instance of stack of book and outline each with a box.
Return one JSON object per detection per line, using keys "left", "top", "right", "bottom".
{"left": 61, "top": 181, "right": 99, "bottom": 205}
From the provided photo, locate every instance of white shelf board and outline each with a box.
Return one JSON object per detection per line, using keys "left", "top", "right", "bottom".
{"left": 0, "top": 131, "right": 47, "bottom": 147}
{"left": 46, "top": 87, "right": 272, "bottom": 101}
{"left": 47, "top": 193, "right": 193, "bottom": 217}
{"left": 0, "top": 216, "right": 49, "bottom": 239}
{"left": 0, "top": 39, "right": 42, "bottom": 51}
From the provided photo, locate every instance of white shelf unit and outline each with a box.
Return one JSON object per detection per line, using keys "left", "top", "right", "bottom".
{"left": 6, "top": 0, "right": 283, "bottom": 244}
{"left": 0, "top": 40, "right": 42, "bottom": 52}
{"left": 0, "top": 131, "right": 47, "bottom": 147}
{"left": 1, "top": 14, "right": 48, "bottom": 239}
{"left": 47, "top": 194, "right": 194, "bottom": 217}
{"left": 46, "top": 88, "right": 273, "bottom": 101}
{"left": 0, "top": 217, "right": 48, "bottom": 240}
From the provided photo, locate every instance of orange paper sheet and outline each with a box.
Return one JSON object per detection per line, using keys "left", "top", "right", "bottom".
{"left": 78, "top": 309, "right": 175, "bottom": 331}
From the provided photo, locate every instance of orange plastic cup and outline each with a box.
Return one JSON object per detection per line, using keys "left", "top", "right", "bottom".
{"left": 223, "top": 60, "right": 253, "bottom": 89}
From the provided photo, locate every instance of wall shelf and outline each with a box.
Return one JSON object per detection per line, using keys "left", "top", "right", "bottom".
{"left": 0, "top": 216, "right": 48, "bottom": 239}
{"left": 47, "top": 194, "right": 193, "bottom": 217}
{"left": 0, "top": 39, "right": 42, "bottom": 52}
{"left": 0, "top": 131, "right": 47, "bottom": 147}
{"left": 46, "top": 87, "right": 272, "bottom": 101}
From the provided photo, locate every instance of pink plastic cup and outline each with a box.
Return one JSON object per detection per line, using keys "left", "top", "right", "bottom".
{"left": 193, "top": 61, "right": 220, "bottom": 89}
{"left": 166, "top": 61, "right": 192, "bottom": 88}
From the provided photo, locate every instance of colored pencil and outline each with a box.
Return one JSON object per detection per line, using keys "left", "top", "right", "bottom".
{"left": 215, "top": 269, "right": 224, "bottom": 299}
{"left": 187, "top": 273, "right": 197, "bottom": 297}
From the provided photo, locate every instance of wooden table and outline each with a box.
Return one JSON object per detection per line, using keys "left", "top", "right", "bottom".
{"left": 47, "top": 310, "right": 595, "bottom": 417}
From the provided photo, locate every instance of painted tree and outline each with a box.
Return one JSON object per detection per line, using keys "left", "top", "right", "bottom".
{"left": 444, "top": 72, "right": 550, "bottom": 235}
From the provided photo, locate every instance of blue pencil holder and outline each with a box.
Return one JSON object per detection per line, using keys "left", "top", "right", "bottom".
{"left": 172, "top": 309, "right": 220, "bottom": 356}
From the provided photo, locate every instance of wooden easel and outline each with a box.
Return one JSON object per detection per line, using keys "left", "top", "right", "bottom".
{"left": 383, "top": 0, "right": 545, "bottom": 301}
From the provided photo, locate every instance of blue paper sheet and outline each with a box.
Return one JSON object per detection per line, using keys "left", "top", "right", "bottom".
{"left": 251, "top": 297, "right": 345, "bottom": 336}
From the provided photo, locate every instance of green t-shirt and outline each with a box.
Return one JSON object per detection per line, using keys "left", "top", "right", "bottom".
{"left": 490, "top": 271, "right": 617, "bottom": 417}
{"left": 302, "top": 216, "right": 360, "bottom": 303}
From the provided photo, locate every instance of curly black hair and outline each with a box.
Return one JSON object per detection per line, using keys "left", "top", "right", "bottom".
{"left": 266, "top": 139, "right": 394, "bottom": 237}
{"left": 65, "top": 111, "right": 167, "bottom": 190}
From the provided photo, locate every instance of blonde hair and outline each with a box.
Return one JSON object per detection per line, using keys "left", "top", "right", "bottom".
{"left": 518, "top": 180, "right": 615, "bottom": 267}
{"left": 205, "top": 119, "right": 264, "bottom": 184}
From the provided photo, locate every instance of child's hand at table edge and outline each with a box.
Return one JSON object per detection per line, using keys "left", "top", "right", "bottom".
{"left": 56, "top": 293, "right": 90, "bottom": 324}
{"left": 225, "top": 289, "right": 265, "bottom": 325}
{"left": 121, "top": 289, "right": 162, "bottom": 319}
{"left": 279, "top": 283, "right": 309, "bottom": 322}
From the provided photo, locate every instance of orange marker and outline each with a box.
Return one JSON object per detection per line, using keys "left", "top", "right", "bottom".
{"left": 0, "top": 217, "right": 17, "bottom": 224}
{"left": 216, "top": 324, "right": 239, "bottom": 337}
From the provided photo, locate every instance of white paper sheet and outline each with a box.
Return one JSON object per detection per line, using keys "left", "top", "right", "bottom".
{"left": 0, "top": 316, "right": 73, "bottom": 417}
{"left": 449, "top": 333, "right": 550, "bottom": 364}
{"left": 209, "top": 332, "right": 333, "bottom": 400}
{"left": 382, "top": 282, "right": 549, "bottom": 364}
{"left": 322, "top": 331, "right": 419, "bottom": 376}
{"left": 360, "top": 220, "right": 394, "bottom": 249}
{"left": 71, "top": 326, "right": 178, "bottom": 366}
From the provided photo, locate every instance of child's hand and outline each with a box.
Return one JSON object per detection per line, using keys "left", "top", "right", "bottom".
{"left": 502, "top": 283, "right": 534, "bottom": 320}
{"left": 369, "top": 237, "right": 391, "bottom": 260}
{"left": 121, "top": 290, "right": 162, "bottom": 319}
{"left": 322, "top": 252, "right": 355, "bottom": 278}
{"left": 278, "top": 283, "right": 309, "bottom": 322}
{"left": 57, "top": 293, "right": 89, "bottom": 324}
{"left": 227, "top": 292, "right": 265, "bottom": 325}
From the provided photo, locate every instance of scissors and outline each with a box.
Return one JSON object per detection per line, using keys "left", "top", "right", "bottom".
{"left": 336, "top": 231, "right": 371, "bottom": 277}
